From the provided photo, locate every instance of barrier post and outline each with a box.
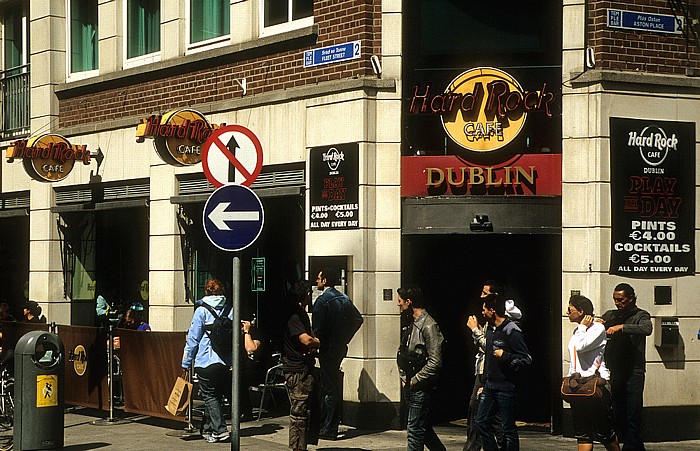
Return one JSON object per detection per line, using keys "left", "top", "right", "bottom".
{"left": 92, "top": 324, "right": 129, "bottom": 426}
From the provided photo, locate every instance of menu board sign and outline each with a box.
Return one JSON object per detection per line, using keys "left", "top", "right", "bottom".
{"left": 610, "top": 118, "right": 695, "bottom": 278}
{"left": 309, "top": 143, "right": 359, "bottom": 230}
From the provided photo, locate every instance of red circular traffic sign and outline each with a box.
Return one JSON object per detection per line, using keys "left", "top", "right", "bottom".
{"left": 202, "top": 125, "right": 263, "bottom": 187}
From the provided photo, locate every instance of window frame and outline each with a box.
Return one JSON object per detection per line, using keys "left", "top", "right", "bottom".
{"left": 186, "top": 0, "right": 231, "bottom": 54}
{"left": 122, "top": 0, "right": 161, "bottom": 69}
{"left": 66, "top": 0, "right": 99, "bottom": 82}
{"left": 259, "top": 0, "right": 313, "bottom": 38}
{"left": 2, "top": 5, "right": 29, "bottom": 72}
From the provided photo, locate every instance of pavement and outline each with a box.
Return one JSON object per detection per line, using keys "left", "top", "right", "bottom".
{"left": 1, "top": 404, "right": 699, "bottom": 451}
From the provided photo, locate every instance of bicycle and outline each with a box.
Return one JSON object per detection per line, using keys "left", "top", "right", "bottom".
{"left": 0, "top": 363, "right": 14, "bottom": 428}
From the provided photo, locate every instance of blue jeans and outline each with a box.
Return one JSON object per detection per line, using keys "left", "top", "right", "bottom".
{"left": 610, "top": 371, "right": 646, "bottom": 450}
{"left": 319, "top": 353, "right": 344, "bottom": 436}
{"left": 406, "top": 388, "right": 446, "bottom": 451}
{"left": 196, "top": 364, "right": 229, "bottom": 436}
{"left": 475, "top": 387, "right": 519, "bottom": 451}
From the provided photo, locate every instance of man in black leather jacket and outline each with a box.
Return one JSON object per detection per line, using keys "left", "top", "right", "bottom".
{"left": 396, "top": 286, "right": 446, "bottom": 451}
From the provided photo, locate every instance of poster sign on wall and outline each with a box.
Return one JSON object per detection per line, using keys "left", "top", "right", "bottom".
{"left": 610, "top": 117, "right": 695, "bottom": 278}
{"left": 309, "top": 143, "right": 359, "bottom": 230}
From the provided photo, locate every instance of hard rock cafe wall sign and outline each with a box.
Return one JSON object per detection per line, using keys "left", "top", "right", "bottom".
{"left": 409, "top": 66, "right": 555, "bottom": 152}
{"left": 5, "top": 134, "right": 91, "bottom": 182}
{"left": 404, "top": 67, "right": 559, "bottom": 197}
{"left": 135, "top": 108, "right": 222, "bottom": 166}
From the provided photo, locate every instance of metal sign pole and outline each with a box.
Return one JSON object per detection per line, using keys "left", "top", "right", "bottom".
{"left": 231, "top": 254, "right": 241, "bottom": 450}
{"left": 107, "top": 324, "right": 114, "bottom": 421}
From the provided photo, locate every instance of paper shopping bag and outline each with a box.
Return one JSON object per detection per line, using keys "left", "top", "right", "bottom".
{"left": 165, "top": 375, "right": 193, "bottom": 416}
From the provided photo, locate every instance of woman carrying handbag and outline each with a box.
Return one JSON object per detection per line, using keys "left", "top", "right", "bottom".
{"left": 565, "top": 295, "right": 620, "bottom": 451}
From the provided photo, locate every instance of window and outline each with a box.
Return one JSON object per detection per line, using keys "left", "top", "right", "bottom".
{"left": 261, "top": 0, "right": 313, "bottom": 35}
{"left": 2, "top": 4, "right": 29, "bottom": 138}
{"left": 4, "top": 7, "right": 27, "bottom": 73}
{"left": 189, "top": 0, "right": 229, "bottom": 46}
{"left": 68, "top": 0, "right": 98, "bottom": 75}
{"left": 126, "top": 0, "right": 160, "bottom": 61}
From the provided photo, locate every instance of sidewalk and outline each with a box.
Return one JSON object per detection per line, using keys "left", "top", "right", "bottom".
{"left": 2, "top": 406, "right": 696, "bottom": 450}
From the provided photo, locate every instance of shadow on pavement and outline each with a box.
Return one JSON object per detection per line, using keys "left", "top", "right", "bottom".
{"left": 61, "top": 443, "right": 111, "bottom": 450}
{"left": 317, "top": 448, "right": 373, "bottom": 451}
{"left": 240, "top": 422, "right": 284, "bottom": 437}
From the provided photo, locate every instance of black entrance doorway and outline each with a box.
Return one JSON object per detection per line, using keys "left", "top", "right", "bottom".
{"left": 402, "top": 233, "right": 561, "bottom": 425}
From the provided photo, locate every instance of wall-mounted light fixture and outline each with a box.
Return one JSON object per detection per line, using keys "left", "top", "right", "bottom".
{"left": 585, "top": 46, "right": 596, "bottom": 69}
{"left": 470, "top": 214, "right": 493, "bottom": 232}
{"left": 90, "top": 147, "right": 104, "bottom": 182}
{"left": 235, "top": 78, "right": 247, "bottom": 96}
{"left": 370, "top": 55, "right": 382, "bottom": 78}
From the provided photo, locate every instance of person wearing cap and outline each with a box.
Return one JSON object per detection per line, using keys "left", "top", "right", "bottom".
{"left": 122, "top": 308, "right": 151, "bottom": 331}
{"left": 475, "top": 292, "right": 531, "bottom": 451}
{"left": 23, "top": 301, "right": 46, "bottom": 323}
{"left": 464, "top": 281, "right": 522, "bottom": 451}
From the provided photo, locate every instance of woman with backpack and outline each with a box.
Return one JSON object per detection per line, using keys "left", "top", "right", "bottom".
{"left": 182, "top": 278, "right": 233, "bottom": 443}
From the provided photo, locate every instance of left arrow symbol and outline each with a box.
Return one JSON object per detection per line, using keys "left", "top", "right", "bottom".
{"left": 208, "top": 202, "right": 260, "bottom": 231}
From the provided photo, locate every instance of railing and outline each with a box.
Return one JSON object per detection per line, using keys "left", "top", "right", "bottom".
{"left": 1, "top": 64, "right": 30, "bottom": 139}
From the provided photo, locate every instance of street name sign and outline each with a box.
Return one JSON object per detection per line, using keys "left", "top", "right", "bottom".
{"left": 303, "top": 41, "right": 360, "bottom": 68}
{"left": 202, "top": 125, "right": 263, "bottom": 188}
{"left": 607, "top": 9, "right": 684, "bottom": 35}
{"left": 203, "top": 184, "right": 264, "bottom": 252}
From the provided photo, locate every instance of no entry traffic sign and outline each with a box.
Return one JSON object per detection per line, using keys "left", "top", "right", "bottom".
{"left": 202, "top": 125, "right": 263, "bottom": 187}
{"left": 203, "top": 185, "right": 265, "bottom": 252}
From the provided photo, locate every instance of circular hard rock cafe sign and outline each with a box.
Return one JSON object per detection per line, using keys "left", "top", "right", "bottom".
{"left": 408, "top": 66, "right": 555, "bottom": 154}
{"left": 442, "top": 67, "right": 527, "bottom": 153}
{"left": 136, "top": 109, "right": 216, "bottom": 166}
{"left": 6, "top": 134, "right": 91, "bottom": 182}
{"left": 72, "top": 344, "right": 88, "bottom": 376}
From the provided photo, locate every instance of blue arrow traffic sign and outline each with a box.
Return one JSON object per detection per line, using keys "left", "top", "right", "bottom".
{"left": 203, "top": 184, "right": 264, "bottom": 252}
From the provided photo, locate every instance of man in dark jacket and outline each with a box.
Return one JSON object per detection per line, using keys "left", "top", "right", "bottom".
{"left": 312, "top": 269, "right": 363, "bottom": 440}
{"left": 396, "top": 286, "right": 445, "bottom": 451}
{"left": 475, "top": 293, "right": 531, "bottom": 451}
{"left": 601, "top": 283, "right": 652, "bottom": 451}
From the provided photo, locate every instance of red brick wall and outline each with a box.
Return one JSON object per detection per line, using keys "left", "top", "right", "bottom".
{"left": 588, "top": 0, "right": 700, "bottom": 74}
{"left": 59, "top": 0, "right": 382, "bottom": 129}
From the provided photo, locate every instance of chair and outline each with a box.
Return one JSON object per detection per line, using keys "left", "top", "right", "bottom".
{"left": 249, "top": 352, "right": 290, "bottom": 420}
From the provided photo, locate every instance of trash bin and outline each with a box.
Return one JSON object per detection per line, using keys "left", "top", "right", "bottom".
{"left": 14, "top": 331, "right": 65, "bottom": 450}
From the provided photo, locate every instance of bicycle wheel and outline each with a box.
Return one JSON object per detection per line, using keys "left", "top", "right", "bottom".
{"left": 0, "top": 379, "right": 13, "bottom": 428}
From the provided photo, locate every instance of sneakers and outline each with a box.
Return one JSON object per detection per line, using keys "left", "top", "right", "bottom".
{"left": 206, "top": 431, "right": 230, "bottom": 443}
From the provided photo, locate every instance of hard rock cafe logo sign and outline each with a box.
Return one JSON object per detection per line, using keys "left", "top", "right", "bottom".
{"left": 409, "top": 67, "right": 555, "bottom": 152}
{"left": 135, "top": 108, "right": 221, "bottom": 166}
{"left": 69, "top": 344, "right": 88, "bottom": 376}
{"left": 323, "top": 147, "right": 345, "bottom": 172}
{"left": 627, "top": 124, "right": 678, "bottom": 168}
{"left": 5, "top": 134, "right": 91, "bottom": 182}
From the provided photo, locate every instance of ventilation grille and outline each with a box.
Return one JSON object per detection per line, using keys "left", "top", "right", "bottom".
{"left": 178, "top": 168, "right": 305, "bottom": 195}
{"left": 1, "top": 194, "right": 30, "bottom": 209}
{"left": 55, "top": 189, "right": 91, "bottom": 204}
{"left": 104, "top": 183, "right": 149, "bottom": 200}
{"left": 252, "top": 169, "right": 305, "bottom": 188}
{"left": 55, "top": 183, "right": 149, "bottom": 204}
